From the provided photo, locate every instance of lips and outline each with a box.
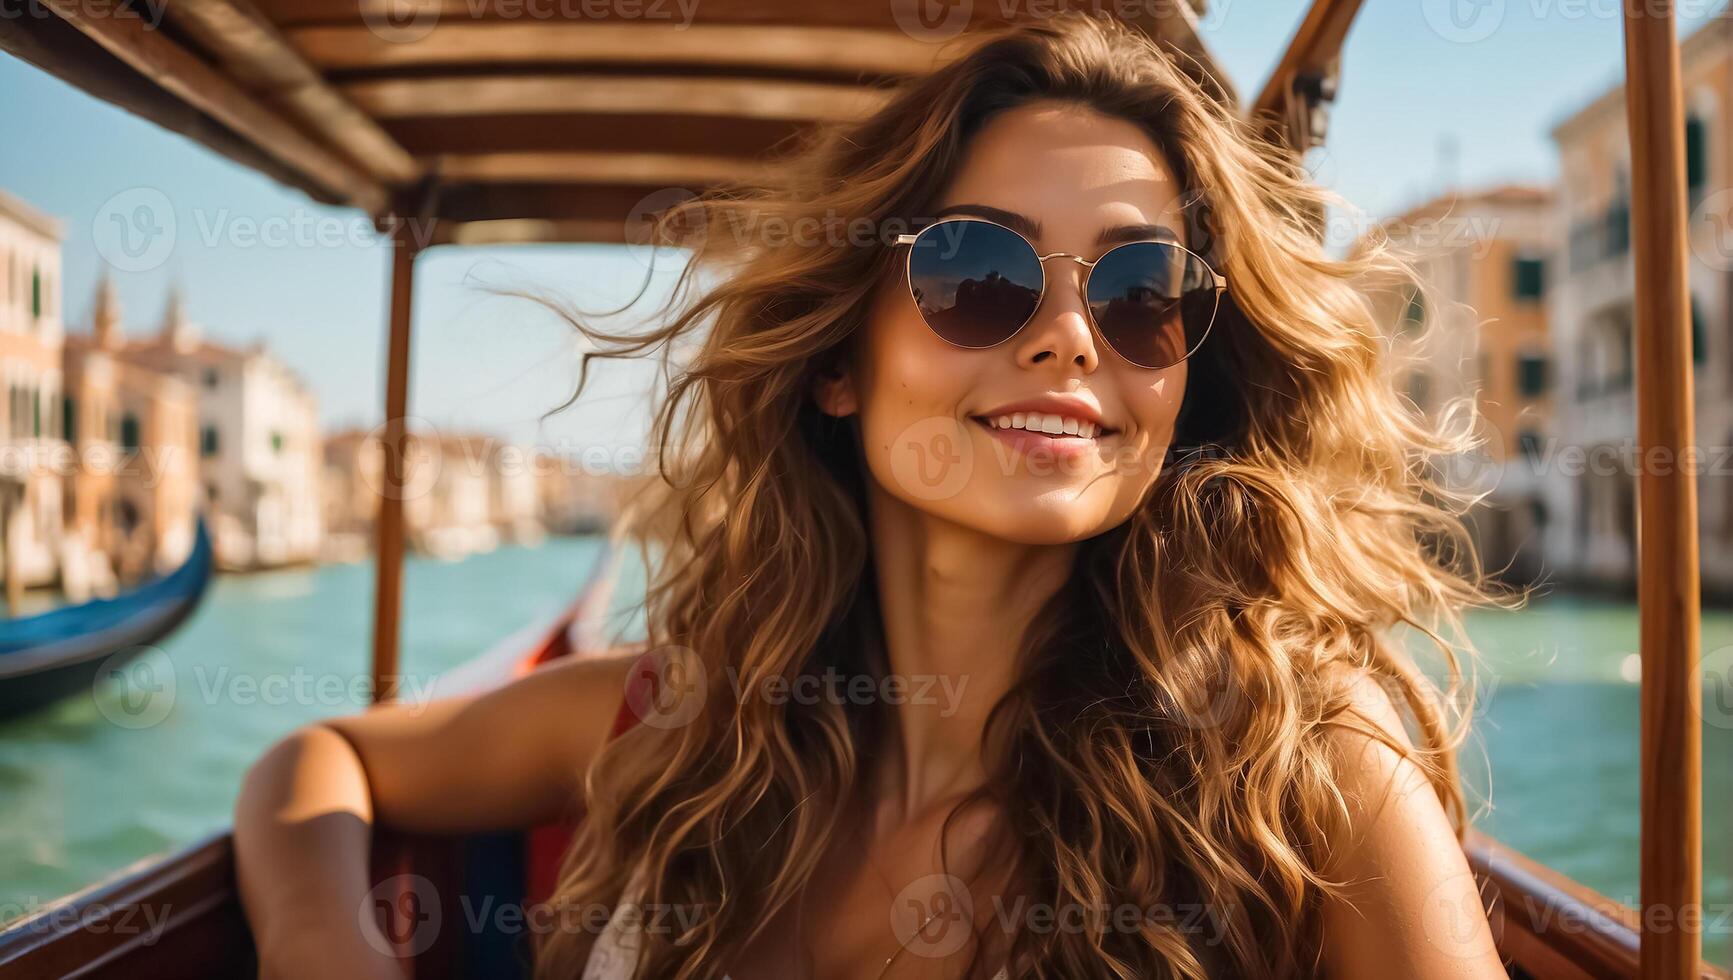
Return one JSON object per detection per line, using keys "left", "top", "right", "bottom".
{"left": 967, "top": 415, "right": 1110, "bottom": 465}
{"left": 970, "top": 394, "right": 1116, "bottom": 438}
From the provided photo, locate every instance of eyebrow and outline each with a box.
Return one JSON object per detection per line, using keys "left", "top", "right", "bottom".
{"left": 927, "top": 203, "right": 1183, "bottom": 248}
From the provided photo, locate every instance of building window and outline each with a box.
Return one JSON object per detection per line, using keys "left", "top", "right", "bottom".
{"left": 1400, "top": 287, "right": 1426, "bottom": 334}
{"left": 32, "top": 386, "right": 41, "bottom": 439}
{"left": 201, "top": 425, "right": 219, "bottom": 457}
{"left": 1687, "top": 114, "right": 1708, "bottom": 197}
{"left": 30, "top": 266, "right": 41, "bottom": 320}
{"left": 271, "top": 431, "right": 284, "bottom": 454}
{"left": 1517, "top": 353, "right": 1548, "bottom": 397}
{"left": 1569, "top": 219, "right": 1599, "bottom": 273}
{"left": 203, "top": 368, "right": 219, "bottom": 389}
{"left": 206, "top": 482, "right": 218, "bottom": 504}
{"left": 120, "top": 413, "right": 140, "bottom": 452}
{"left": 1692, "top": 297, "right": 1707, "bottom": 365}
{"left": 1511, "top": 256, "right": 1545, "bottom": 301}
{"left": 1606, "top": 170, "right": 1631, "bottom": 260}
{"left": 1518, "top": 429, "right": 1544, "bottom": 463}
{"left": 62, "top": 396, "right": 75, "bottom": 443}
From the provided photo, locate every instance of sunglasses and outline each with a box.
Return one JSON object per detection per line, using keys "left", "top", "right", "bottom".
{"left": 893, "top": 217, "right": 1226, "bottom": 370}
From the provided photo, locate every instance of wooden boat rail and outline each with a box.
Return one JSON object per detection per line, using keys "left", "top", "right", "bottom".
{"left": 1, "top": 695, "right": 1715, "bottom": 979}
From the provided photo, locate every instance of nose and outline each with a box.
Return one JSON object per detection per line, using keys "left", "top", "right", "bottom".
{"left": 1012, "top": 257, "right": 1101, "bottom": 373}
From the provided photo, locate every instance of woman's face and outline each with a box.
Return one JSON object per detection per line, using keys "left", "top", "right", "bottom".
{"left": 826, "top": 101, "right": 1192, "bottom": 545}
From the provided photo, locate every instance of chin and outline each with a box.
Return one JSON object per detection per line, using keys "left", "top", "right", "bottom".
{"left": 949, "top": 488, "right": 1129, "bottom": 545}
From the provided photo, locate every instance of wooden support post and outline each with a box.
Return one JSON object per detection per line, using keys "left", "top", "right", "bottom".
{"left": 1621, "top": 4, "right": 1703, "bottom": 978}
{"left": 370, "top": 225, "right": 419, "bottom": 705}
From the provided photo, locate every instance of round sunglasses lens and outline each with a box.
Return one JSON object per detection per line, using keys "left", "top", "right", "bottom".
{"left": 1086, "top": 242, "right": 1218, "bottom": 369}
{"left": 907, "top": 221, "right": 1043, "bottom": 348}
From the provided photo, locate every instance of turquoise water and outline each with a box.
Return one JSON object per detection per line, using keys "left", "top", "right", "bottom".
{"left": 0, "top": 536, "right": 610, "bottom": 920}
{"left": 1447, "top": 597, "right": 1732, "bottom": 965}
{"left": 0, "top": 545, "right": 1725, "bottom": 964}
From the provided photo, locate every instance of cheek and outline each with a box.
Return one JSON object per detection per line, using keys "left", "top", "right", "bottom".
{"left": 854, "top": 284, "right": 977, "bottom": 431}
{"left": 1123, "top": 361, "right": 1188, "bottom": 461}
{"left": 850, "top": 284, "right": 993, "bottom": 508}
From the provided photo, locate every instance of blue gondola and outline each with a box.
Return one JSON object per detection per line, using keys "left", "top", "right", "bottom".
{"left": 0, "top": 516, "right": 213, "bottom": 721}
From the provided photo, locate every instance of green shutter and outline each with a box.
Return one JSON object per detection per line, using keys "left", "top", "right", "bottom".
{"left": 1692, "top": 298, "right": 1707, "bottom": 365}
{"left": 1686, "top": 116, "right": 1707, "bottom": 192}
{"left": 1517, "top": 354, "right": 1548, "bottom": 397}
{"left": 1512, "top": 257, "right": 1545, "bottom": 300}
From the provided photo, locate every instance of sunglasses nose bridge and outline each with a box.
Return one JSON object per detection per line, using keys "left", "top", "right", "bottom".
{"left": 1033, "top": 250, "right": 1095, "bottom": 294}
{"left": 1020, "top": 252, "right": 1105, "bottom": 370}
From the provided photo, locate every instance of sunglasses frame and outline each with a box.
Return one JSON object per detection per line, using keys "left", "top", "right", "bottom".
{"left": 893, "top": 216, "right": 1228, "bottom": 369}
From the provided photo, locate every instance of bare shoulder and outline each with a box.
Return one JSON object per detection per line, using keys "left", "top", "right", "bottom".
{"left": 1316, "top": 666, "right": 1504, "bottom": 979}
{"left": 1324, "top": 668, "right": 1420, "bottom": 790}
{"left": 312, "top": 646, "right": 649, "bottom": 832}
{"left": 521, "top": 647, "right": 645, "bottom": 748}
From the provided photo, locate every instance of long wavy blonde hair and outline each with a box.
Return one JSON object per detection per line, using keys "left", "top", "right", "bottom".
{"left": 533, "top": 13, "right": 1502, "bottom": 979}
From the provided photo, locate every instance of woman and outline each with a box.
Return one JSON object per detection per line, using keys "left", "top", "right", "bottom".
{"left": 236, "top": 14, "right": 1507, "bottom": 979}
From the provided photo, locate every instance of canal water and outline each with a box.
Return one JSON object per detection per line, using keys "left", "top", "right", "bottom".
{"left": 0, "top": 537, "right": 1726, "bottom": 964}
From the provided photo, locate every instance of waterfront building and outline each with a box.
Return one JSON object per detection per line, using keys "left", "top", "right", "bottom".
{"left": 325, "top": 428, "right": 547, "bottom": 558}
{"left": 117, "top": 288, "right": 322, "bottom": 570}
{"left": 533, "top": 452, "right": 627, "bottom": 535}
{"left": 61, "top": 277, "right": 199, "bottom": 592}
{"left": 1361, "top": 185, "right": 1557, "bottom": 584}
{"left": 0, "top": 189, "right": 66, "bottom": 604}
{"left": 1547, "top": 16, "right": 1733, "bottom": 593}
{"left": 487, "top": 440, "right": 543, "bottom": 545}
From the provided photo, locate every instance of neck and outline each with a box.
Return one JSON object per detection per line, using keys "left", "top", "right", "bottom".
{"left": 863, "top": 482, "right": 1075, "bottom": 822}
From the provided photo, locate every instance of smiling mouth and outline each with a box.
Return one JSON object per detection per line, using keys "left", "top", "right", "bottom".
{"left": 969, "top": 412, "right": 1116, "bottom": 440}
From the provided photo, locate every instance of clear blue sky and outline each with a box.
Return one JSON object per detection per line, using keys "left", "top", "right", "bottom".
{"left": 0, "top": 1, "right": 1722, "bottom": 452}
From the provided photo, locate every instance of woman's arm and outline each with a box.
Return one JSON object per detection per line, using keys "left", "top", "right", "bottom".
{"left": 233, "top": 652, "right": 637, "bottom": 979}
{"left": 1319, "top": 673, "right": 1507, "bottom": 980}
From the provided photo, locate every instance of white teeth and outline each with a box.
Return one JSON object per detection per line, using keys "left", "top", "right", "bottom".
{"left": 985, "top": 413, "right": 1104, "bottom": 438}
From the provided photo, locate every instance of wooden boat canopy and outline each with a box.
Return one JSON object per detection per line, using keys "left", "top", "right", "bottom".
{"left": 0, "top": 0, "right": 1226, "bottom": 245}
